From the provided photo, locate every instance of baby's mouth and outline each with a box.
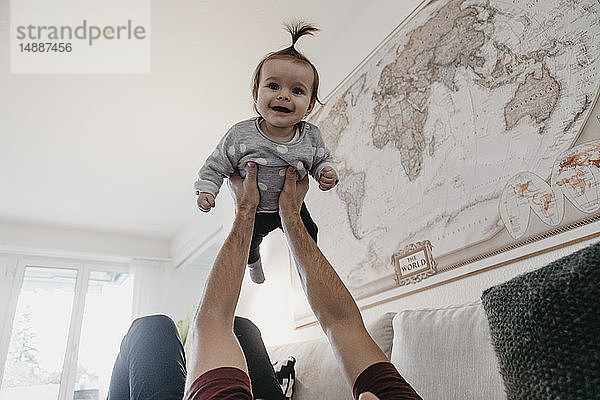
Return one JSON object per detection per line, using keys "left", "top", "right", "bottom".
{"left": 272, "top": 106, "right": 292, "bottom": 113}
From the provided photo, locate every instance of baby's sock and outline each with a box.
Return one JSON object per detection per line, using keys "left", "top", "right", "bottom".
{"left": 248, "top": 258, "right": 265, "bottom": 284}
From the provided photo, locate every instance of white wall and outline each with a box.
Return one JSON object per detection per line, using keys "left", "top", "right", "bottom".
{"left": 0, "top": 255, "right": 19, "bottom": 347}
{"left": 161, "top": 244, "right": 218, "bottom": 323}
{"left": 0, "top": 220, "right": 169, "bottom": 260}
{"left": 170, "top": 209, "right": 223, "bottom": 269}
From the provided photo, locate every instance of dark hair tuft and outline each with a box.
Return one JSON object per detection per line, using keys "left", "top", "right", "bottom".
{"left": 284, "top": 21, "right": 320, "bottom": 47}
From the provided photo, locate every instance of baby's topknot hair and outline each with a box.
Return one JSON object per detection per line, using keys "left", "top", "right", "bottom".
{"left": 286, "top": 21, "right": 319, "bottom": 48}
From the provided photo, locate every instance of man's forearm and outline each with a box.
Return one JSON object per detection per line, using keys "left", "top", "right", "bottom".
{"left": 278, "top": 171, "right": 388, "bottom": 388}
{"left": 197, "top": 209, "right": 255, "bottom": 325}
{"left": 282, "top": 210, "right": 389, "bottom": 386}
{"left": 281, "top": 212, "right": 362, "bottom": 330}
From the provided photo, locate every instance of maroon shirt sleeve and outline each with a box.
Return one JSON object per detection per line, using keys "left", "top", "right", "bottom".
{"left": 353, "top": 362, "right": 422, "bottom": 400}
{"left": 184, "top": 367, "right": 252, "bottom": 400}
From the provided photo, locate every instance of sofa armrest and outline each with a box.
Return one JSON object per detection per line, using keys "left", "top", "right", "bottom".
{"left": 482, "top": 242, "right": 600, "bottom": 399}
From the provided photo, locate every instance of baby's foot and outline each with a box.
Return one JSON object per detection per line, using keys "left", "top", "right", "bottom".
{"left": 248, "top": 258, "right": 265, "bottom": 284}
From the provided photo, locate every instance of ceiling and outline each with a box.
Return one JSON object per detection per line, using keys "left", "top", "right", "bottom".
{"left": 0, "top": 0, "right": 421, "bottom": 241}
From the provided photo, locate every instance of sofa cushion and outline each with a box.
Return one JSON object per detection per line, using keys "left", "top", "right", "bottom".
{"left": 366, "top": 311, "right": 396, "bottom": 360}
{"left": 267, "top": 312, "right": 396, "bottom": 400}
{"left": 390, "top": 301, "right": 505, "bottom": 400}
{"left": 481, "top": 242, "right": 600, "bottom": 400}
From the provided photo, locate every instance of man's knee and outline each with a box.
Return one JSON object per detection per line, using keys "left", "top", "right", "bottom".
{"left": 234, "top": 316, "right": 261, "bottom": 337}
{"left": 131, "top": 314, "right": 178, "bottom": 338}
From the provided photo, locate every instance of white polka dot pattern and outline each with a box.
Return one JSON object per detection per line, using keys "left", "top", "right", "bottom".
{"left": 258, "top": 182, "right": 268, "bottom": 191}
{"left": 276, "top": 145, "right": 288, "bottom": 154}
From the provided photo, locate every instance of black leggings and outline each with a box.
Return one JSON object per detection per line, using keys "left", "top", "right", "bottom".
{"left": 248, "top": 202, "right": 318, "bottom": 264}
{"left": 107, "top": 315, "right": 285, "bottom": 400}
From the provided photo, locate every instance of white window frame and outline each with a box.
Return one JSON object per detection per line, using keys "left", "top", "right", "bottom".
{"left": 0, "top": 254, "right": 131, "bottom": 400}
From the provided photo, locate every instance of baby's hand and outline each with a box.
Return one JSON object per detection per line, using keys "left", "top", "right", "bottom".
{"left": 197, "top": 192, "right": 216, "bottom": 212}
{"left": 318, "top": 167, "right": 338, "bottom": 191}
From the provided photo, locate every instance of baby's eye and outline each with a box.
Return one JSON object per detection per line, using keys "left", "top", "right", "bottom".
{"left": 268, "top": 83, "right": 279, "bottom": 90}
{"left": 292, "top": 87, "right": 304, "bottom": 95}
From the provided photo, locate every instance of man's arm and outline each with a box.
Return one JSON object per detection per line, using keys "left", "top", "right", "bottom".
{"left": 278, "top": 167, "right": 388, "bottom": 387}
{"left": 185, "top": 162, "right": 259, "bottom": 391}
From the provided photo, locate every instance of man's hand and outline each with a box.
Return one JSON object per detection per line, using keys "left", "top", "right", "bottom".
{"left": 197, "top": 192, "right": 215, "bottom": 212}
{"left": 318, "top": 166, "right": 337, "bottom": 191}
{"left": 279, "top": 167, "right": 309, "bottom": 219}
{"left": 228, "top": 162, "right": 259, "bottom": 214}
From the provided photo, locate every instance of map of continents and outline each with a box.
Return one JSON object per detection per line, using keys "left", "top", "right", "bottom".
{"left": 307, "top": 0, "right": 600, "bottom": 299}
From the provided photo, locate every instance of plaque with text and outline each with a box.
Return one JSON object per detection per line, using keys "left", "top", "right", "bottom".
{"left": 392, "top": 240, "right": 437, "bottom": 286}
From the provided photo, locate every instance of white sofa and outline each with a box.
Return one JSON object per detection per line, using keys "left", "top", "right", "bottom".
{"left": 267, "top": 301, "right": 506, "bottom": 400}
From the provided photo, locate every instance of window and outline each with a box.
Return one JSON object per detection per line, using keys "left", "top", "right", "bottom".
{"left": 0, "top": 262, "right": 132, "bottom": 400}
{"left": 74, "top": 271, "right": 132, "bottom": 398}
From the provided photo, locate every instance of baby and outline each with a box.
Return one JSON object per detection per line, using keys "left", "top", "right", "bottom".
{"left": 194, "top": 22, "right": 338, "bottom": 283}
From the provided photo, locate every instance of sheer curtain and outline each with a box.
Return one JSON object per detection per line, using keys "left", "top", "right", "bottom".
{"left": 131, "top": 258, "right": 171, "bottom": 319}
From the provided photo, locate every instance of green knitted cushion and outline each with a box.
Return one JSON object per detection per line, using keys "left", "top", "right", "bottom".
{"left": 481, "top": 242, "right": 600, "bottom": 400}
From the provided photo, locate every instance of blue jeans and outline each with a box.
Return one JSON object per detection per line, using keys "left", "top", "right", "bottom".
{"left": 107, "top": 315, "right": 284, "bottom": 400}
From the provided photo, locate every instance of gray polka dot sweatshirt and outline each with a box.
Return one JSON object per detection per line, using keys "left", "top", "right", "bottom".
{"left": 194, "top": 117, "right": 337, "bottom": 213}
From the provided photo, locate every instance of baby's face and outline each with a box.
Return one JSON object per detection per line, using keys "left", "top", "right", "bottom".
{"left": 255, "top": 58, "right": 315, "bottom": 131}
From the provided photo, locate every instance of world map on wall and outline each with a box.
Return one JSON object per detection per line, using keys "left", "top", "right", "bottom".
{"left": 306, "top": 0, "right": 600, "bottom": 299}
